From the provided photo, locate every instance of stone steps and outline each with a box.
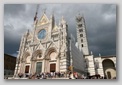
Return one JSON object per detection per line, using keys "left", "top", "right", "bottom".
{"left": 7, "top": 77, "right": 70, "bottom": 79}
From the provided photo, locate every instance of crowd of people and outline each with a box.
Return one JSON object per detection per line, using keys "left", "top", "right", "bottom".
{"left": 17, "top": 71, "right": 71, "bottom": 79}
{"left": 13, "top": 72, "right": 116, "bottom": 79}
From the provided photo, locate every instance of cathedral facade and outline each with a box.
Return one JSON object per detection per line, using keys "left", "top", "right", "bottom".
{"left": 14, "top": 11, "right": 116, "bottom": 79}
{"left": 14, "top": 12, "right": 71, "bottom": 76}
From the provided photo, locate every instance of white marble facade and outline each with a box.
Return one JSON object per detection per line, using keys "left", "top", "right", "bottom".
{"left": 14, "top": 12, "right": 70, "bottom": 76}
{"left": 14, "top": 12, "right": 116, "bottom": 79}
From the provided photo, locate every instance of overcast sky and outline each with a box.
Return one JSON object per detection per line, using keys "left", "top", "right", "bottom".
{"left": 4, "top": 4, "right": 116, "bottom": 57}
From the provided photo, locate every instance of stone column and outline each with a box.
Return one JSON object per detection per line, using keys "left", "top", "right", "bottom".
{"left": 48, "top": 60, "right": 50, "bottom": 72}
{"left": 30, "top": 61, "right": 33, "bottom": 74}
{"left": 20, "top": 62, "right": 25, "bottom": 74}
{"left": 45, "top": 60, "right": 48, "bottom": 72}
{"left": 14, "top": 63, "right": 21, "bottom": 77}
{"left": 30, "top": 61, "right": 36, "bottom": 74}
{"left": 45, "top": 60, "right": 49, "bottom": 72}
{"left": 56, "top": 57, "right": 60, "bottom": 72}
{"left": 42, "top": 59, "right": 45, "bottom": 72}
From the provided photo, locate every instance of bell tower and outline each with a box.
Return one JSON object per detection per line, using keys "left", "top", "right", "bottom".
{"left": 76, "top": 14, "right": 89, "bottom": 55}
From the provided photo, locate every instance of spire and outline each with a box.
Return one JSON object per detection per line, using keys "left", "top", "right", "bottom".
{"left": 34, "top": 5, "right": 39, "bottom": 23}
{"left": 61, "top": 16, "right": 64, "bottom": 23}
{"left": 43, "top": 8, "right": 46, "bottom": 14}
{"left": 99, "top": 53, "right": 101, "bottom": 57}
{"left": 91, "top": 51, "right": 93, "bottom": 55}
{"left": 59, "top": 20, "right": 61, "bottom": 26}
{"left": 51, "top": 11, "right": 55, "bottom": 20}
{"left": 27, "top": 29, "right": 29, "bottom": 34}
{"left": 61, "top": 16, "right": 66, "bottom": 24}
{"left": 33, "top": 4, "right": 40, "bottom": 43}
{"left": 51, "top": 11, "right": 55, "bottom": 29}
{"left": 62, "top": 16, "right": 64, "bottom": 20}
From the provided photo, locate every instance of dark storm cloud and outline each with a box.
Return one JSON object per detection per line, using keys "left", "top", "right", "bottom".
{"left": 101, "top": 4, "right": 116, "bottom": 14}
{"left": 4, "top": 4, "right": 26, "bottom": 18}
{"left": 4, "top": 24, "right": 23, "bottom": 56}
{"left": 4, "top": 4, "right": 37, "bottom": 56}
{"left": 87, "top": 4, "right": 116, "bottom": 56}
{"left": 4, "top": 4, "right": 116, "bottom": 57}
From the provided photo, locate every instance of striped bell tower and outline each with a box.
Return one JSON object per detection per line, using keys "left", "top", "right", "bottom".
{"left": 76, "top": 14, "right": 89, "bottom": 56}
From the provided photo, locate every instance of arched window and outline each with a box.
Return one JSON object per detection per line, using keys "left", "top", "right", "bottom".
{"left": 80, "top": 34, "right": 83, "bottom": 37}
{"left": 102, "top": 59, "right": 115, "bottom": 68}
{"left": 82, "top": 44, "right": 84, "bottom": 47}
{"left": 79, "top": 29, "right": 83, "bottom": 32}
{"left": 85, "top": 58, "right": 89, "bottom": 68}
{"left": 107, "top": 71, "right": 111, "bottom": 79}
{"left": 95, "top": 60, "right": 99, "bottom": 69}
{"left": 81, "top": 39, "right": 83, "bottom": 43}
{"left": 39, "top": 53, "right": 42, "bottom": 58}
{"left": 49, "top": 51, "right": 57, "bottom": 60}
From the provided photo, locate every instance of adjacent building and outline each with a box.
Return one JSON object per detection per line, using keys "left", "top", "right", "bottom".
{"left": 4, "top": 54, "right": 16, "bottom": 77}
{"left": 94, "top": 55, "right": 116, "bottom": 79}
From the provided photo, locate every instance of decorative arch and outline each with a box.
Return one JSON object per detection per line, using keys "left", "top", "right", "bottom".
{"left": 32, "top": 49, "right": 42, "bottom": 60}
{"left": 22, "top": 51, "right": 30, "bottom": 62}
{"left": 102, "top": 59, "right": 116, "bottom": 79}
{"left": 102, "top": 59, "right": 115, "bottom": 68}
{"left": 45, "top": 47, "right": 57, "bottom": 60}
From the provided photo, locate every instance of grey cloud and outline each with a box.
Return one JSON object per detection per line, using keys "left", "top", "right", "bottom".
{"left": 4, "top": 4, "right": 116, "bottom": 57}
{"left": 101, "top": 4, "right": 116, "bottom": 15}
{"left": 4, "top": 4, "right": 26, "bottom": 18}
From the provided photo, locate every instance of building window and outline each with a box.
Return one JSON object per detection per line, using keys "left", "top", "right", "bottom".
{"left": 39, "top": 54, "right": 42, "bottom": 58}
{"left": 80, "top": 34, "right": 83, "bottom": 37}
{"left": 78, "top": 24, "right": 82, "bottom": 27}
{"left": 81, "top": 39, "right": 83, "bottom": 42}
{"left": 79, "top": 29, "right": 83, "bottom": 32}
{"left": 82, "top": 44, "right": 83, "bottom": 47}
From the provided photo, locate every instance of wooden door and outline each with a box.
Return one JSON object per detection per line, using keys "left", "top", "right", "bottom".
{"left": 50, "top": 63, "right": 56, "bottom": 72}
{"left": 25, "top": 65, "right": 29, "bottom": 73}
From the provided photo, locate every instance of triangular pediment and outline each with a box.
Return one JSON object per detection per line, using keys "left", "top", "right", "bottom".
{"left": 52, "top": 25, "right": 58, "bottom": 32}
{"left": 38, "top": 13, "right": 49, "bottom": 26}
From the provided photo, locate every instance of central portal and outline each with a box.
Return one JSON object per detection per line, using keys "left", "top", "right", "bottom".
{"left": 50, "top": 63, "right": 56, "bottom": 72}
{"left": 25, "top": 65, "right": 30, "bottom": 73}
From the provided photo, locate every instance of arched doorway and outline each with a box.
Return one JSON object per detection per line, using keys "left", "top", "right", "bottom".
{"left": 25, "top": 65, "right": 30, "bottom": 73}
{"left": 36, "top": 62, "right": 42, "bottom": 74}
{"left": 50, "top": 63, "right": 56, "bottom": 72}
{"left": 19, "top": 51, "right": 30, "bottom": 74}
{"left": 45, "top": 48, "right": 57, "bottom": 72}
{"left": 31, "top": 50, "right": 43, "bottom": 74}
{"left": 25, "top": 55, "right": 31, "bottom": 74}
{"left": 102, "top": 59, "right": 116, "bottom": 79}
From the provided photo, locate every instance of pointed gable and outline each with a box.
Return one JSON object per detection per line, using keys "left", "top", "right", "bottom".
{"left": 52, "top": 25, "right": 59, "bottom": 32}
{"left": 38, "top": 13, "right": 49, "bottom": 26}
